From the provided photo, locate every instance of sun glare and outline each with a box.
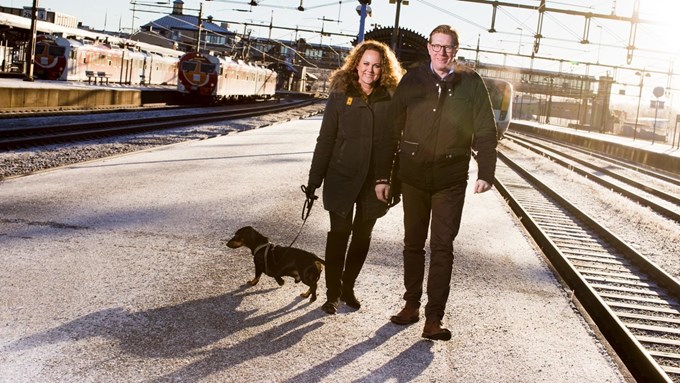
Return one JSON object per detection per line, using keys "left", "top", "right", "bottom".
{"left": 639, "top": 1, "right": 678, "bottom": 58}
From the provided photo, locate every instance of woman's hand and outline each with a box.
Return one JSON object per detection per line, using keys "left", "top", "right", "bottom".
{"left": 375, "top": 184, "right": 390, "bottom": 203}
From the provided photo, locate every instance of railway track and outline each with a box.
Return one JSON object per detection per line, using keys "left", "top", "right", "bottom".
{"left": 0, "top": 99, "right": 316, "bottom": 150}
{"left": 505, "top": 132, "right": 680, "bottom": 223}
{"left": 507, "top": 130, "right": 680, "bottom": 187}
{"left": 495, "top": 151, "right": 680, "bottom": 383}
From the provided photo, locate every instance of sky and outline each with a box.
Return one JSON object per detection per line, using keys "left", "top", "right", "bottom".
{"left": 3, "top": 0, "right": 678, "bottom": 98}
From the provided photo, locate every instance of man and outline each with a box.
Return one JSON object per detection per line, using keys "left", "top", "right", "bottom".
{"left": 375, "top": 25, "right": 498, "bottom": 341}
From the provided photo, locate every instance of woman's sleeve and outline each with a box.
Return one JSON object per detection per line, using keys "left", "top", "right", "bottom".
{"left": 308, "top": 93, "right": 341, "bottom": 187}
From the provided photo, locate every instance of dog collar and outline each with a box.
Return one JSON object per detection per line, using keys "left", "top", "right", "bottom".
{"left": 253, "top": 243, "right": 269, "bottom": 255}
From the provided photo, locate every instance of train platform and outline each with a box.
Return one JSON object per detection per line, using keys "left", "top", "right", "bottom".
{"left": 510, "top": 120, "right": 680, "bottom": 175}
{"left": 0, "top": 116, "right": 629, "bottom": 382}
{"left": 0, "top": 77, "right": 177, "bottom": 112}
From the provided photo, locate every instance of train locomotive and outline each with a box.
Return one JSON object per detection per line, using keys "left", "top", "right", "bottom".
{"left": 482, "top": 77, "right": 514, "bottom": 139}
{"left": 33, "top": 34, "right": 69, "bottom": 80}
{"left": 177, "top": 52, "right": 277, "bottom": 101}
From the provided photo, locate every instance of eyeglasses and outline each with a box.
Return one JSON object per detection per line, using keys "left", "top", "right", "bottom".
{"left": 429, "top": 44, "right": 456, "bottom": 53}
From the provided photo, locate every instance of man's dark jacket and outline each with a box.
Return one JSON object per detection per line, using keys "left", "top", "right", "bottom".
{"left": 376, "top": 62, "right": 498, "bottom": 191}
{"left": 308, "top": 86, "right": 392, "bottom": 219}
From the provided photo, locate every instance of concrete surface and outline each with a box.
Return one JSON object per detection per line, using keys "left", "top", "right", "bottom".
{"left": 0, "top": 115, "right": 628, "bottom": 382}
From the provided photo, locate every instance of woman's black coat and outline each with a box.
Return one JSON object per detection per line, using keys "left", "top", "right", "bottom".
{"left": 308, "top": 86, "right": 392, "bottom": 220}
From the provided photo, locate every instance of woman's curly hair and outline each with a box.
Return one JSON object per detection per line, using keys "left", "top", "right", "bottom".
{"left": 328, "top": 39, "right": 404, "bottom": 95}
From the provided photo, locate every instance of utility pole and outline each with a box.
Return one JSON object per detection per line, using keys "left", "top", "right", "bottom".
{"left": 24, "top": 0, "right": 39, "bottom": 82}
{"left": 196, "top": 1, "right": 203, "bottom": 52}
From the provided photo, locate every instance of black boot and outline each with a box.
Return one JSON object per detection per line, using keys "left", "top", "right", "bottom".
{"left": 322, "top": 231, "right": 350, "bottom": 314}
{"left": 341, "top": 235, "right": 371, "bottom": 310}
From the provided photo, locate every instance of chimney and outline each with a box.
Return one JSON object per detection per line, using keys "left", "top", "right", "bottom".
{"left": 172, "top": 0, "right": 184, "bottom": 15}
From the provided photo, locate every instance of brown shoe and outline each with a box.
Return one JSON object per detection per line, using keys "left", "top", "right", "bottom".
{"left": 321, "top": 298, "right": 340, "bottom": 315}
{"left": 422, "top": 320, "right": 452, "bottom": 341}
{"left": 390, "top": 304, "right": 420, "bottom": 325}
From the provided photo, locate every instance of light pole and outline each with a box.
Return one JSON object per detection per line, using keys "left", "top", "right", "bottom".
{"left": 389, "top": 0, "right": 408, "bottom": 57}
{"left": 633, "top": 70, "right": 650, "bottom": 141}
{"left": 652, "top": 86, "right": 665, "bottom": 144}
{"left": 516, "top": 27, "right": 523, "bottom": 55}
{"left": 356, "top": 0, "right": 372, "bottom": 43}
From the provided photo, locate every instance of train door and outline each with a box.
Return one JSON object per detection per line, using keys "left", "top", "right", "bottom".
{"left": 118, "top": 49, "right": 130, "bottom": 84}
{"left": 146, "top": 54, "right": 154, "bottom": 85}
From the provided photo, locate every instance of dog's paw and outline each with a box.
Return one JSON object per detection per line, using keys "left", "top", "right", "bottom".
{"left": 300, "top": 290, "right": 311, "bottom": 298}
{"left": 275, "top": 277, "right": 285, "bottom": 286}
{"left": 247, "top": 279, "right": 259, "bottom": 286}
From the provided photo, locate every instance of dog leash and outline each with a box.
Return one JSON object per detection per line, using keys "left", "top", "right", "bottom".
{"left": 282, "top": 185, "right": 317, "bottom": 251}
{"left": 300, "top": 184, "right": 317, "bottom": 221}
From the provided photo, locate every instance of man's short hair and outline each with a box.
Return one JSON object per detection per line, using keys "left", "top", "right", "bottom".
{"left": 429, "top": 25, "right": 459, "bottom": 49}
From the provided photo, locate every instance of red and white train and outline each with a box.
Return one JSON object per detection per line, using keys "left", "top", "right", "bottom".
{"left": 177, "top": 52, "right": 277, "bottom": 100}
{"left": 2, "top": 12, "right": 277, "bottom": 100}
{"left": 33, "top": 34, "right": 179, "bottom": 85}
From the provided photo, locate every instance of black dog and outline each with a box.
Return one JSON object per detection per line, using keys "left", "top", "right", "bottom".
{"left": 226, "top": 226, "right": 325, "bottom": 302}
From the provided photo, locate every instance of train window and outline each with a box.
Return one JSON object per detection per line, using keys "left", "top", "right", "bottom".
{"left": 487, "top": 85, "right": 505, "bottom": 110}
{"left": 200, "top": 63, "right": 216, "bottom": 74}
{"left": 49, "top": 46, "right": 66, "bottom": 56}
{"left": 35, "top": 45, "right": 46, "bottom": 55}
{"left": 181, "top": 62, "right": 197, "bottom": 71}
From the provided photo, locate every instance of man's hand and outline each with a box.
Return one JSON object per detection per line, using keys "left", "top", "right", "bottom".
{"left": 474, "top": 179, "right": 492, "bottom": 194}
{"left": 375, "top": 184, "right": 390, "bottom": 203}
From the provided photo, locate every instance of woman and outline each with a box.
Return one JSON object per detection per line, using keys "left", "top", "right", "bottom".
{"left": 306, "top": 40, "right": 403, "bottom": 314}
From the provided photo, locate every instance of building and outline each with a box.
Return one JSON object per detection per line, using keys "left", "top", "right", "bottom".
{"left": 0, "top": 6, "right": 78, "bottom": 29}
{"left": 137, "top": 0, "right": 232, "bottom": 54}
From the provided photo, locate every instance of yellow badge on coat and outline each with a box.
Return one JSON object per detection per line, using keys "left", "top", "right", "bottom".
{"left": 346, "top": 97, "right": 353, "bottom": 105}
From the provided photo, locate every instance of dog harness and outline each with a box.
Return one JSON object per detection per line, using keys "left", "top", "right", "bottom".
{"left": 253, "top": 243, "right": 276, "bottom": 275}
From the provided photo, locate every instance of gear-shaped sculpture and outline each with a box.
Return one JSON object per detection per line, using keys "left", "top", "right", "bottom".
{"left": 355, "top": 27, "right": 429, "bottom": 69}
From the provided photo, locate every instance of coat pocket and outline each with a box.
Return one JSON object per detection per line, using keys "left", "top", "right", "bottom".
{"left": 398, "top": 140, "right": 426, "bottom": 185}
{"left": 400, "top": 140, "right": 420, "bottom": 158}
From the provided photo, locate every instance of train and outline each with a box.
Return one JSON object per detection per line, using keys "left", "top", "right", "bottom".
{"left": 482, "top": 77, "right": 514, "bottom": 139}
{"left": 33, "top": 34, "right": 179, "bottom": 85}
{"left": 177, "top": 52, "right": 277, "bottom": 100}
{"left": 33, "top": 35, "right": 277, "bottom": 100}
{"left": 2, "top": 12, "right": 276, "bottom": 100}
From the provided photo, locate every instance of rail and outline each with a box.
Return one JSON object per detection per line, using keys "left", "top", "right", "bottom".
{"left": 495, "top": 151, "right": 680, "bottom": 383}
{"left": 0, "top": 99, "right": 316, "bottom": 150}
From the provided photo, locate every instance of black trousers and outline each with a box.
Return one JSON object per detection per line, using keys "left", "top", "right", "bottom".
{"left": 324, "top": 206, "right": 377, "bottom": 300}
{"left": 401, "top": 181, "right": 466, "bottom": 321}
{"left": 329, "top": 207, "right": 376, "bottom": 239}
